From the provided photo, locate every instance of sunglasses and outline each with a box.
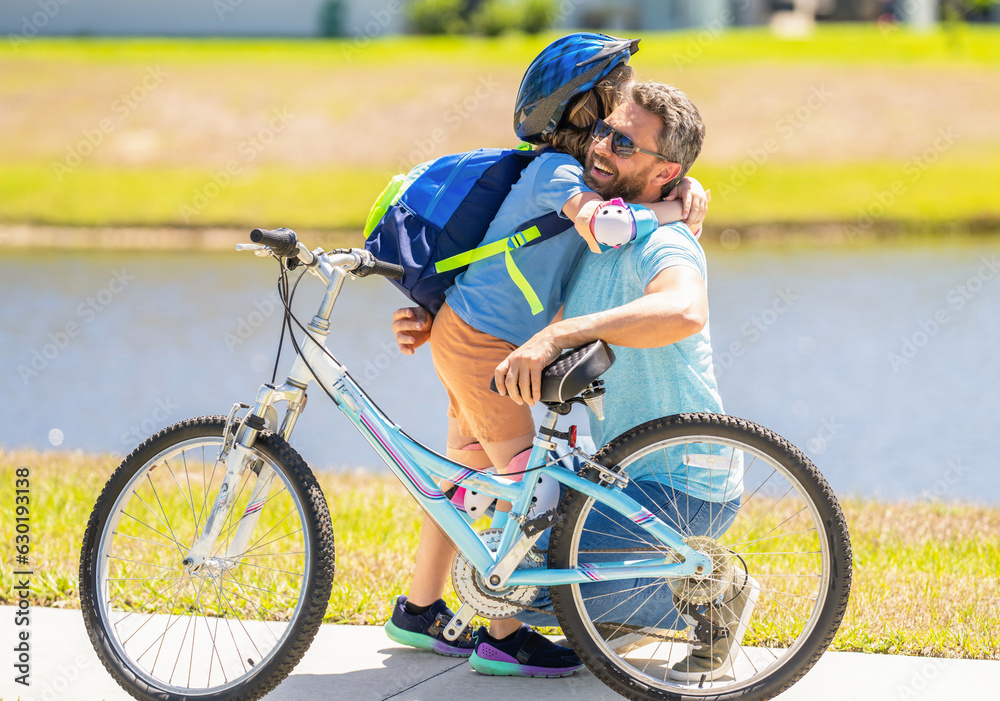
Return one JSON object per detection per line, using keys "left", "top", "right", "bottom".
{"left": 591, "top": 119, "right": 671, "bottom": 160}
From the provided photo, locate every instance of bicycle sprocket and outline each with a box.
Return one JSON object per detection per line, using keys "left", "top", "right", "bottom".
{"left": 666, "top": 535, "right": 735, "bottom": 605}
{"left": 451, "top": 528, "right": 544, "bottom": 620}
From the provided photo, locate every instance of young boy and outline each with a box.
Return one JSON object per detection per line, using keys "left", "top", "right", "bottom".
{"left": 385, "top": 34, "right": 709, "bottom": 677}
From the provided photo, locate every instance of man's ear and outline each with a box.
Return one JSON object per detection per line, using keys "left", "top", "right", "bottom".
{"left": 653, "top": 162, "right": 683, "bottom": 190}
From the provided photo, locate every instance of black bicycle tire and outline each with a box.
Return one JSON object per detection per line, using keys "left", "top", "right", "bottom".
{"left": 79, "top": 415, "right": 336, "bottom": 701}
{"left": 549, "top": 412, "right": 852, "bottom": 701}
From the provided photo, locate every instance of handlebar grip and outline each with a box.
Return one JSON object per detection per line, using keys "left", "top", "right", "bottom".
{"left": 250, "top": 228, "right": 298, "bottom": 257}
{"left": 356, "top": 257, "right": 405, "bottom": 280}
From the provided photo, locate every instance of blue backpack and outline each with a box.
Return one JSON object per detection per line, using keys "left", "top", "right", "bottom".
{"left": 363, "top": 147, "right": 572, "bottom": 315}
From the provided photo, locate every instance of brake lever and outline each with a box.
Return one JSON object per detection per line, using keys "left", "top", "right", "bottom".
{"left": 236, "top": 243, "right": 272, "bottom": 257}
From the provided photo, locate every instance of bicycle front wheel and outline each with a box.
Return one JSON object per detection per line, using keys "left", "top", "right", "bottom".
{"left": 79, "top": 416, "right": 335, "bottom": 701}
{"left": 549, "top": 413, "right": 851, "bottom": 701}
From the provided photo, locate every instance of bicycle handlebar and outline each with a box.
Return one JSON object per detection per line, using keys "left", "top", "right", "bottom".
{"left": 250, "top": 228, "right": 299, "bottom": 257}
{"left": 245, "top": 228, "right": 404, "bottom": 281}
{"left": 354, "top": 255, "right": 404, "bottom": 280}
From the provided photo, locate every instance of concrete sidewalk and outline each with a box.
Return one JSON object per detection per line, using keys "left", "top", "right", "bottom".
{"left": 1, "top": 606, "right": 993, "bottom": 700}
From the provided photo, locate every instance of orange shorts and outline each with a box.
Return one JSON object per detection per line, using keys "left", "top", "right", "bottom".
{"left": 430, "top": 303, "right": 535, "bottom": 444}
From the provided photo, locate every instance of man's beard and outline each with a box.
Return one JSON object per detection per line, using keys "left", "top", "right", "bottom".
{"left": 583, "top": 152, "right": 650, "bottom": 202}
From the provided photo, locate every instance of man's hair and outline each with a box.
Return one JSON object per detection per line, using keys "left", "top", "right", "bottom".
{"left": 539, "top": 64, "right": 634, "bottom": 164}
{"left": 630, "top": 81, "right": 705, "bottom": 197}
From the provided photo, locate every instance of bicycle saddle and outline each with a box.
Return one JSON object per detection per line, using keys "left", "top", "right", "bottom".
{"left": 490, "top": 340, "right": 616, "bottom": 403}
{"left": 539, "top": 340, "right": 616, "bottom": 403}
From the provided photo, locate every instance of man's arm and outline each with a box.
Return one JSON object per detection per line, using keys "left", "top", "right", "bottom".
{"left": 494, "top": 265, "right": 708, "bottom": 405}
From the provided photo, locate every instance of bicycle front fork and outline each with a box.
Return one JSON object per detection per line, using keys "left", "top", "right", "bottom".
{"left": 183, "top": 382, "right": 308, "bottom": 572}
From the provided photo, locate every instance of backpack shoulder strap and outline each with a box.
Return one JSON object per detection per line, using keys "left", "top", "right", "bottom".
{"left": 435, "top": 211, "right": 573, "bottom": 315}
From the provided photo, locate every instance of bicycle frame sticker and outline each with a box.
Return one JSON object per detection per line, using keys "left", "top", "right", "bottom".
{"left": 629, "top": 508, "right": 657, "bottom": 527}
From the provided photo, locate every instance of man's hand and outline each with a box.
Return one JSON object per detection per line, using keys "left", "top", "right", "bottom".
{"left": 665, "top": 176, "right": 710, "bottom": 235}
{"left": 494, "top": 331, "right": 563, "bottom": 406}
{"left": 393, "top": 307, "right": 432, "bottom": 355}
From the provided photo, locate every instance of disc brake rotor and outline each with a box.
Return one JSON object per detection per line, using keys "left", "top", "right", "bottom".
{"left": 667, "top": 535, "right": 734, "bottom": 605}
{"left": 451, "top": 528, "right": 543, "bottom": 620}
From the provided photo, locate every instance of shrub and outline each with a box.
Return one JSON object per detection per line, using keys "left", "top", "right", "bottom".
{"left": 520, "top": 0, "right": 558, "bottom": 34}
{"left": 406, "top": 0, "right": 468, "bottom": 34}
{"left": 470, "top": 0, "right": 523, "bottom": 36}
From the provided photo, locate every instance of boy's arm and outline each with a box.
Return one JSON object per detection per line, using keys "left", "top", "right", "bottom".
{"left": 392, "top": 306, "right": 432, "bottom": 355}
{"left": 562, "top": 192, "right": 680, "bottom": 253}
{"left": 665, "top": 176, "right": 710, "bottom": 236}
{"left": 561, "top": 176, "right": 708, "bottom": 251}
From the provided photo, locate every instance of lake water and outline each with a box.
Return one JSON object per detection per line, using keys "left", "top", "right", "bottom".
{"left": 2, "top": 237, "right": 998, "bottom": 504}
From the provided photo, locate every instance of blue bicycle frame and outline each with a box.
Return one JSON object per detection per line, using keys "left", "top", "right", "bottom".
{"left": 232, "top": 253, "right": 712, "bottom": 593}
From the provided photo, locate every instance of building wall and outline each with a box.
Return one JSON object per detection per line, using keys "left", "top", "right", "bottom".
{"left": 2, "top": 0, "right": 957, "bottom": 39}
{"left": 1, "top": 0, "right": 406, "bottom": 38}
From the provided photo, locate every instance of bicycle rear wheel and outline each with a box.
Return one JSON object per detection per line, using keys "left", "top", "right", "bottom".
{"left": 79, "top": 416, "right": 335, "bottom": 701}
{"left": 549, "top": 413, "right": 851, "bottom": 701}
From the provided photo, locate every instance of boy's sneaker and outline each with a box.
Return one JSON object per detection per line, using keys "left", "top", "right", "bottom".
{"left": 669, "top": 574, "right": 760, "bottom": 682}
{"left": 384, "top": 595, "right": 475, "bottom": 657}
{"left": 469, "top": 625, "right": 584, "bottom": 678}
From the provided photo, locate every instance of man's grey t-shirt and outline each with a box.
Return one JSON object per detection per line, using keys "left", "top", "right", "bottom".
{"left": 564, "top": 222, "right": 743, "bottom": 503}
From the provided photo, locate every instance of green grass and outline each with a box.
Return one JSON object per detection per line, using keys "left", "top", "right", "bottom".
{"left": 3, "top": 450, "right": 998, "bottom": 658}
{"left": 0, "top": 165, "right": 391, "bottom": 231}
{"left": 5, "top": 25, "right": 999, "bottom": 67}
{"left": 2, "top": 26, "right": 1000, "bottom": 231}
{"left": 3, "top": 159, "right": 998, "bottom": 231}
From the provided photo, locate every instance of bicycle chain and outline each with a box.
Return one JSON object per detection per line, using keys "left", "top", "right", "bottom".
{"left": 465, "top": 547, "right": 690, "bottom": 646}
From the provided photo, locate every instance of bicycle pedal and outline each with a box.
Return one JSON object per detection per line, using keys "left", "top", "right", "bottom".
{"left": 521, "top": 508, "right": 560, "bottom": 536}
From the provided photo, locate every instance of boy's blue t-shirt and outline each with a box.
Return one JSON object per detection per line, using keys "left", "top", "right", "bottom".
{"left": 563, "top": 222, "right": 743, "bottom": 503}
{"left": 443, "top": 151, "right": 657, "bottom": 347}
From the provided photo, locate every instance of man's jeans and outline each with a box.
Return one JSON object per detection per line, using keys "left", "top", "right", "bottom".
{"left": 515, "top": 481, "right": 740, "bottom": 630}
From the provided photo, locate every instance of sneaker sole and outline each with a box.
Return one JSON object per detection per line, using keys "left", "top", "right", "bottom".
{"left": 669, "top": 575, "right": 762, "bottom": 682}
{"left": 469, "top": 653, "right": 583, "bottom": 678}
{"left": 384, "top": 620, "right": 473, "bottom": 658}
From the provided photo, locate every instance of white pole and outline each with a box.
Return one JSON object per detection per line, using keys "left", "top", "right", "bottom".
{"left": 899, "top": 0, "right": 938, "bottom": 31}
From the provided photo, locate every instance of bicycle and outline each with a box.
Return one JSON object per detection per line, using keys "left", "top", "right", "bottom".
{"left": 80, "top": 228, "right": 852, "bottom": 701}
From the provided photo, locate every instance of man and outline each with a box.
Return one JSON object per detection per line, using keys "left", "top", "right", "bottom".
{"left": 495, "top": 81, "right": 751, "bottom": 682}
{"left": 392, "top": 81, "right": 744, "bottom": 680}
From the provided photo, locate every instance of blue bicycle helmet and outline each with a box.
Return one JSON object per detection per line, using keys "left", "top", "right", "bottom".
{"left": 514, "top": 32, "right": 640, "bottom": 145}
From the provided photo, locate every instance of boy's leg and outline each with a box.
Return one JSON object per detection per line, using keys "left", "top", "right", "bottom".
{"left": 477, "top": 434, "right": 534, "bottom": 640}
{"left": 385, "top": 420, "right": 490, "bottom": 657}
{"left": 406, "top": 419, "right": 492, "bottom": 607}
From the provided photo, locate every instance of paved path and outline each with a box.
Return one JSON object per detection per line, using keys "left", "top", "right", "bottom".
{"left": 1, "top": 606, "right": 993, "bottom": 700}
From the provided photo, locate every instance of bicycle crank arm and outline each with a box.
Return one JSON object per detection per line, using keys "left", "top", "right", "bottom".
{"left": 183, "top": 442, "right": 258, "bottom": 570}
{"left": 442, "top": 601, "right": 477, "bottom": 642}
{"left": 483, "top": 527, "right": 546, "bottom": 589}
